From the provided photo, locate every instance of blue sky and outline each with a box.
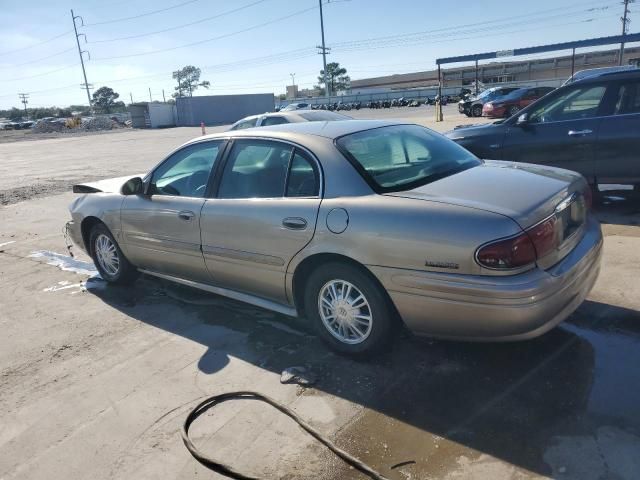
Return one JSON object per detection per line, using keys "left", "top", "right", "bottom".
{"left": 0, "top": 0, "right": 629, "bottom": 109}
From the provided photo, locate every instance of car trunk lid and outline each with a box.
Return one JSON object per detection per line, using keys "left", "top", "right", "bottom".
{"left": 385, "top": 160, "right": 589, "bottom": 269}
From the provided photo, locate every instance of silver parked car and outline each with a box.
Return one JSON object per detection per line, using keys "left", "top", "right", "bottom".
{"left": 67, "top": 120, "right": 602, "bottom": 355}
{"left": 229, "top": 110, "right": 349, "bottom": 130}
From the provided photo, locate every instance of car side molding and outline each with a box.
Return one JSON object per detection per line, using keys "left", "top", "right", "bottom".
{"left": 138, "top": 269, "right": 298, "bottom": 317}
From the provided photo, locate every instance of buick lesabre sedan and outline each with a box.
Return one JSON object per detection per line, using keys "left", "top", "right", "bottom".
{"left": 67, "top": 120, "right": 602, "bottom": 355}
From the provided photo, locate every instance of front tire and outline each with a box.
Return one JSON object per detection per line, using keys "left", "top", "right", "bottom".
{"left": 472, "top": 104, "right": 483, "bottom": 117}
{"left": 304, "top": 263, "right": 397, "bottom": 356}
{"left": 89, "top": 223, "right": 138, "bottom": 285}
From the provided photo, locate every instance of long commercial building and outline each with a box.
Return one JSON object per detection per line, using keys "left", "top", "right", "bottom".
{"left": 350, "top": 47, "right": 640, "bottom": 93}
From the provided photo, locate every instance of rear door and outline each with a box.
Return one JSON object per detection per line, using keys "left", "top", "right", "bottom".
{"left": 594, "top": 79, "right": 640, "bottom": 183}
{"left": 120, "top": 140, "right": 224, "bottom": 282}
{"left": 200, "top": 139, "right": 322, "bottom": 303}
{"left": 501, "top": 83, "right": 609, "bottom": 181}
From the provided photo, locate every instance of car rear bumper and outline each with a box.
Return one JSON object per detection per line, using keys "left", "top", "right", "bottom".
{"left": 483, "top": 107, "right": 506, "bottom": 118}
{"left": 369, "top": 216, "right": 602, "bottom": 341}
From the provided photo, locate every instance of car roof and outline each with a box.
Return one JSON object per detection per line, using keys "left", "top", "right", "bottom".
{"left": 571, "top": 68, "right": 640, "bottom": 85}
{"left": 196, "top": 119, "right": 407, "bottom": 143}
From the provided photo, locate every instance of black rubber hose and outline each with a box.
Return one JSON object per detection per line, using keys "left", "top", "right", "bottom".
{"left": 182, "top": 391, "right": 391, "bottom": 480}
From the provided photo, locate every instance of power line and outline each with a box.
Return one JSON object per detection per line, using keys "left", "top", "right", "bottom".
{"left": 333, "top": 16, "right": 616, "bottom": 54}
{"left": 330, "top": 4, "right": 618, "bottom": 50}
{"left": 92, "top": 5, "right": 319, "bottom": 61}
{"left": 84, "top": 0, "right": 201, "bottom": 26}
{"left": 89, "top": 0, "right": 270, "bottom": 43}
{"left": 1, "top": 48, "right": 75, "bottom": 69}
{"left": 0, "top": 64, "right": 78, "bottom": 82}
{"left": 0, "top": 30, "right": 73, "bottom": 58}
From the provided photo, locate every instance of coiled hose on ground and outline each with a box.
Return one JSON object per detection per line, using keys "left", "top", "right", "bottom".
{"left": 182, "top": 391, "right": 391, "bottom": 480}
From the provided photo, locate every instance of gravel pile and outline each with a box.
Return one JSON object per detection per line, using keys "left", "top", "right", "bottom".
{"left": 32, "top": 121, "right": 65, "bottom": 134}
{"left": 81, "top": 117, "right": 115, "bottom": 131}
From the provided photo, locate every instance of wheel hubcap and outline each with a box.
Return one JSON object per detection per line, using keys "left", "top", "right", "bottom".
{"left": 95, "top": 234, "right": 120, "bottom": 276}
{"left": 318, "top": 280, "right": 372, "bottom": 345}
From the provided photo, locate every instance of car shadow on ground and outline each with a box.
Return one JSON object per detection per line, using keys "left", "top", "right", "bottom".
{"left": 593, "top": 188, "right": 640, "bottom": 227}
{"left": 87, "top": 264, "right": 640, "bottom": 478}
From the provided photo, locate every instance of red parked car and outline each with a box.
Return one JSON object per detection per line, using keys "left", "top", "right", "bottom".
{"left": 483, "top": 86, "right": 555, "bottom": 118}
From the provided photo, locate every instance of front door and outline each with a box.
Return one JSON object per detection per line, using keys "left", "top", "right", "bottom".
{"left": 200, "top": 139, "right": 322, "bottom": 303}
{"left": 595, "top": 79, "right": 640, "bottom": 183}
{"left": 120, "top": 140, "right": 223, "bottom": 282}
{"left": 501, "top": 83, "right": 609, "bottom": 183}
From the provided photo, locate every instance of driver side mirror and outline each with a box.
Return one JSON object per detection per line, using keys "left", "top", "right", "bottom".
{"left": 121, "top": 177, "right": 144, "bottom": 195}
{"left": 516, "top": 113, "right": 529, "bottom": 126}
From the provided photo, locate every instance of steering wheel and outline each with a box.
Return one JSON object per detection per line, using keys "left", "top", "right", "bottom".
{"left": 187, "top": 171, "right": 210, "bottom": 196}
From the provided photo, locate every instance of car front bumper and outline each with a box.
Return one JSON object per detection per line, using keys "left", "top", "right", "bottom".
{"left": 369, "top": 216, "right": 603, "bottom": 341}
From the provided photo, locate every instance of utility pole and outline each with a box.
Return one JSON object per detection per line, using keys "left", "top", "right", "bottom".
{"left": 317, "top": 0, "right": 331, "bottom": 98}
{"left": 619, "top": 0, "right": 634, "bottom": 65}
{"left": 18, "top": 93, "right": 29, "bottom": 118}
{"left": 162, "top": 89, "right": 166, "bottom": 103}
{"left": 149, "top": 87, "right": 152, "bottom": 102}
{"left": 130, "top": 92, "right": 133, "bottom": 104}
{"left": 71, "top": 10, "right": 93, "bottom": 109}
{"left": 290, "top": 73, "right": 296, "bottom": 85}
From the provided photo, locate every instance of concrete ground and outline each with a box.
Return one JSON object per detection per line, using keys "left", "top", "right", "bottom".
{"left": 1, "top": 106, "right": 639, "bottom": 480}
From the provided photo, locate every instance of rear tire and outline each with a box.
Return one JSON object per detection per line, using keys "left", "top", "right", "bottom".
{"left": 472, "top": 104, "right": 483, "bottom": 117}
{"left": 89, "top": 223, "right": 138, "bottom": 285}
{"left": 304, "top": 263, "right": 397, "bottom": 356}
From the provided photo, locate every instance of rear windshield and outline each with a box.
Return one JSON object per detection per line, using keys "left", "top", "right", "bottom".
{"left": 336, "top": 125, "right": 481, "bottom": 192}
{"left": 298, "top": 111, "right": 349, "bottom": 121}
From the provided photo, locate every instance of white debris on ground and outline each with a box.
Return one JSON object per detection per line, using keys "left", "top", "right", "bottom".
{"left": 29, "top": 250, "right": 100, "bottom": 277}
{"left": 280, "top": 366, "right": 317, "bottom": 386}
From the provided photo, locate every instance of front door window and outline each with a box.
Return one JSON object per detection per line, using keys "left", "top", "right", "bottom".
{"left": 150, "top": 142, "right": 220, "bottom": 197}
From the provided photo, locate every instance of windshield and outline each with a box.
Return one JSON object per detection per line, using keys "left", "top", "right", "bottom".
{"left": 336, "top": 125, "right": 481, "bottom": 192}
{"left": 498, "top": 88, "right": 528, "bottom": 101}
{"left": 476, "top": 89, "right": 496, "bottom": 100}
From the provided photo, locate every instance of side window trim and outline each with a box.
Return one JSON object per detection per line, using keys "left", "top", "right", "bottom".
{"left": 146, "top": 139, "right": 226, "bottom": 197}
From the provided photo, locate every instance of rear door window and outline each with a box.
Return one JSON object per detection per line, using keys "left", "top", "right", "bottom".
{"left": 613, "top": 82, "right": 640, "bottom": 115}
{"left": 286, "top": 150, "right": 320, "bottom": 197}
{"left": 217, "top": 140, "right": 292, "bottom": 198}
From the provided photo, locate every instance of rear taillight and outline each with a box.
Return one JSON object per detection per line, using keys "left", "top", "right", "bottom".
{"left": 526, "top": 216, "right": 558, "bottom": 258}
{"left": 476, "top": 233, "right": 536, "bottom": 269}
{"left": 476, "top": 216, "right": 561, "bottom": 270}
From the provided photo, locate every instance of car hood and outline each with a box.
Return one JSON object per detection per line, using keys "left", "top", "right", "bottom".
{"left": 385, "top": 161, "right": 585, "bottom": 228}
{"left": 72, "top": 174, "right": 144, "bottom": 194}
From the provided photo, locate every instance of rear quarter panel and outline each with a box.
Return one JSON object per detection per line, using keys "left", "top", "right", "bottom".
{"left": 288, "top": 195, "right": 523, "bottom": 277}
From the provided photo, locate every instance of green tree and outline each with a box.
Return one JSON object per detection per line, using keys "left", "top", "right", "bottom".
{"left": 316, "top": 62, "right": 350, "bottom": 95}
{"left": 172, "top": 66, "right": 210, "bottom": 98}
{"left": 92, "top": 86, "right": 124, "bottom": 113}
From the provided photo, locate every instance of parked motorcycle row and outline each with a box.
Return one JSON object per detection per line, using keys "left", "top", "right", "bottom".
{"left": 307, "top": 95, "right": 453, "bottom": 111}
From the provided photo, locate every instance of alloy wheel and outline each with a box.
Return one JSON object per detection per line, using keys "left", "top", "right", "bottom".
{"left": 94, "top": 233, "right": 120, "bottom": 276}
{"left": 318, "top": 279, "right": 373, "bottom": 345}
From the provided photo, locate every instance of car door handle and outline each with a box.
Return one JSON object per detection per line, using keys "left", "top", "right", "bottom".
{"left": 282, "top": 217, "right": 307, "bottom": 230}
{"left": 178, "top": 210, "right": 195, "bottom": 221}
{"left": 568, "top": 129, "right": 593, "bottom": 136}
